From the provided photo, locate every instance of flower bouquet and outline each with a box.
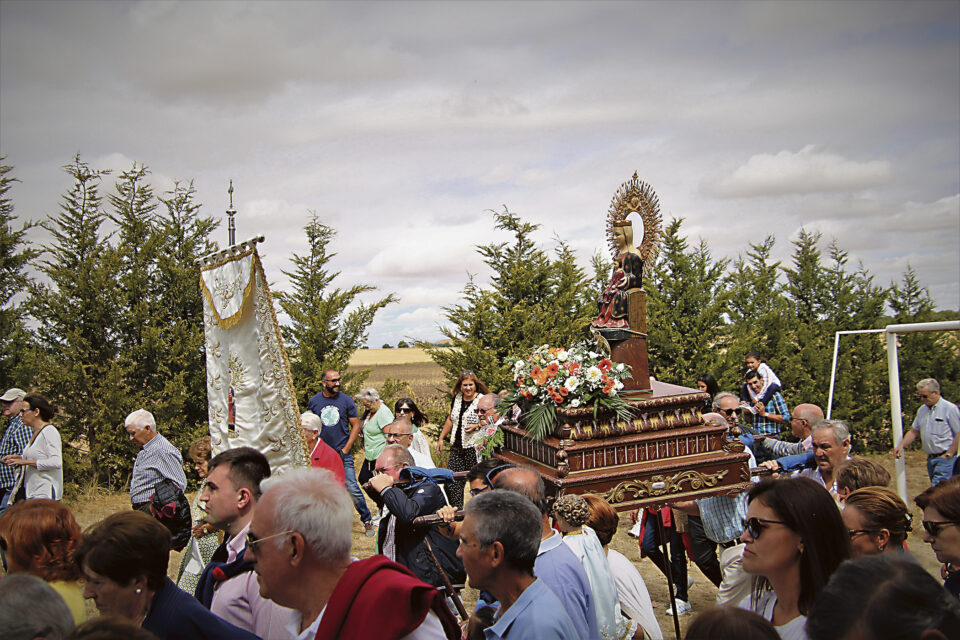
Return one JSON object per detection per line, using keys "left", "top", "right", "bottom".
{"left": 499, "top": 343, "right": 636, "bottom": 441}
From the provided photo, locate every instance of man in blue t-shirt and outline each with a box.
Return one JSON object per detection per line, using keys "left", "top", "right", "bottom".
{"left": 307, "top": 370, "right": 374, "bottom": 533}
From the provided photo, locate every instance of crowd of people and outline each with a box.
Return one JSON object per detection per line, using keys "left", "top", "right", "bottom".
{"left": 0, "top": 363, "right": 959, "bottom": 640}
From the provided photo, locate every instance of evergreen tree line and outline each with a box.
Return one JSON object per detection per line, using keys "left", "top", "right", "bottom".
{"left": 425, "top": 212, "right": 959, "bottom": 453}
{"left": 0, "top": 156, "right": 393, "bottom": 492}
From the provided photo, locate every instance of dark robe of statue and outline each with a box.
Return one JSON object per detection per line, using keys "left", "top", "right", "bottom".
{"left": 593, "top": 224, "right": 644, "bottom": 329}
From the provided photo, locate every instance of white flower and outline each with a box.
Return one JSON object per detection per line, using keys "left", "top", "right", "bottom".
{"left": 564, "top": 376, "right": 580, "bottom": 392}
{"left": 589, "top": 351, "right": 600, "bottom": 359}
{"left": 585, "top": 366, "right": 602, "bottom": 382}
{"left": 556, "top": 350, "right": 568, "bottom": 362}
{"left": 571, "top": 399, "right": 581, "bottom": 408}
{"left": 527, "top": 386, "right": 538, "bottom": 395}
{"left": 616, "top": 363, "right": 625, "bottom": 372}
{"left": 514, "top": 360, "right": 524, "bottom": 370}
{"left": 607, "top": 387, "right": 618, "bottom": 396}
{"left": 614, "top": 379, "right": 624, "bottom": 390}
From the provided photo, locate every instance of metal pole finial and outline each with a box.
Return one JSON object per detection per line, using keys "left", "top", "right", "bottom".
{"left": 226, "top": 179, "right": 237, "bottom": 246}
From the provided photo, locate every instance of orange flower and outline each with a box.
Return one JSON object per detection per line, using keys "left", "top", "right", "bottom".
{"left": 559, "top": 387, "right": 569, "bottom": 397}
{"left": 547, "top": 362, "right": 560, "bottom": 375}
{"left": 599, "top": 359, "right": 612, "bottom": 373}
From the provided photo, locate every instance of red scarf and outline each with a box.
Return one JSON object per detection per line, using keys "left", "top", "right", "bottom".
{"left": 316, "top": 555, "right": 459, "bottom": 640}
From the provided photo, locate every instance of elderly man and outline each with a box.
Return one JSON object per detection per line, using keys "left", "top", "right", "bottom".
{"left": 368, "top": 444, "right": 463, "bottom": 591}
{"left": 244, "top": 468, "right": 459, "bottom": 639}
{"left": 458, "top": 490, "right": 578, "bottom": 639}
{"left": 126, "top": 408, "right": 187, "bottom": 511}
{"left": 300, "top": 411, "right": 345, "bottom": 484}
{"left": 672, "top": 409, "right": 757, "bottom": 606}
{"left": 306, "top": 369, "right": 373, "bottom": 534}
{"left": 383, "top": 418, "right": 434, "bottom": 468}
{"left": 753, "top": 403, "right": 822, "bottom": 458}
{"left": 195, "top": 447, "right": 293, "bottom": 639}
{"left": 893, "top": 378, "right": 960, "bottom": 485}
{"left": 0, "top": 388, "right": 31, "bottom": 513}
{"left": 493, "top": 467, "right": 599, "bottom": 640}
{"left": 742, "top": 370, "right": 790, "bottom": 441}
{"left": 799, "top": 419, "right": 851, "bottom": 500}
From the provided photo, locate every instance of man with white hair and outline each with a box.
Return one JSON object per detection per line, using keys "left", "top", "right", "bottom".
{"left": 0, "top": 388, "right": 31, "bottom": 513}
{"left": 799, "top": 419, "right": 851, "bottom": 500}
{"left": 126, "top": 408, "right": 187, "bottom": 512}
{"left": 300, "top": 411, "right": 345, "bottom": 484}
{"left": 383, "top": 418, "right": 435, "bottom": 469}
{"left": 892, "top": 378, "right": 960, "bottom": 485}
{"left": 244, "top": 468, "right": 459, "bottom": 639}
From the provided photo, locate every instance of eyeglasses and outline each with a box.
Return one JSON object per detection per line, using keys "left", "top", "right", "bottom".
{"left": 847, "top": 529, "right": 878, "bottom": 539}
{"left": 485, "top": 463, "right": 518, "bottom": 487}
{"left": 245, "top": 529, "right": 294, "bottom": 551}
{"left": 469, "top": 485, "right": 490, "bottom": 497}
{"left": 397, "top": 407, "right": 413, "bottom": 414}
{"left": 383, "top": 431, "right": 412, "bottom": 440}
{"left": 474, "top": 407, "right": 489, "bottom": 414}
{"left": 375, "top": 464, "right": 398, "bottom": 474}
{"left": 742, "top": 517, "right": 788, "bottom": 539}
{"left": 922, "top": 520, "right": 960, "bottom": 537}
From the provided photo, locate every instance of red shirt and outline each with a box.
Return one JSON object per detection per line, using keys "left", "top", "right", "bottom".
{"left": 310, "top": 440, "right": 345, "bottom": 485}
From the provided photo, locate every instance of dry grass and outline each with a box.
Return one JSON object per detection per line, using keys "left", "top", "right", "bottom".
{"left": 348, "top": 347, "right": 449, "bottom": 367}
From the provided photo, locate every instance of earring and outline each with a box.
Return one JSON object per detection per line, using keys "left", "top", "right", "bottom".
{"left": 135, "top": 588, "right": 142, "bottom": 594}
{"left": 878, "top": 544, "right": 886, "bottom": 553}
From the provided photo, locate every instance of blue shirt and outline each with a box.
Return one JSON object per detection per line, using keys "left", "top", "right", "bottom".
{"left": 747, "top": 392, "right": 791, "bottom": 436}
{"left": 307, "top": 391, "right": 358, "bottom": 452}
{"left": 485, "top": 577, "right": 578, "bottom": 640}
{"left": 0, "top": 415, "right": 31, "bottom": 489}
{"left": 130, "top": 433, "right": 187, "bottom": 503}
{"left": 534, "top": 530, "right": 600, "bottom": 640}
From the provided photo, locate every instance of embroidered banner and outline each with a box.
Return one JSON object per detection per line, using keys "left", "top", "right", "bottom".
{"left": 200, "top": 242, "right": 307, "bottom": 474}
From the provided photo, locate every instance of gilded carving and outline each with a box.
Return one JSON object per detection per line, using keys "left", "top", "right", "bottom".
{"left": 604, "top": 468, "right": 729, "bottom": 504}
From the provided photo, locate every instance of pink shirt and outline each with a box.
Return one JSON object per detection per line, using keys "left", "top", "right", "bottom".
{"left": 210, "top": 522, "right": 294, "bottom": 640}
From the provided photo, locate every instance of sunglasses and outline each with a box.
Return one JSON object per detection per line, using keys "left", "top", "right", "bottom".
{"left": 397, "top": 407, "right": 413, "bottom": 414}
{"left": 742, "top": 517, "right": 788, "bottom": 539}
{"left": 922, "top": 520, "right": 960, "bottom": 537}
{"left": 847, "top": 528, "right": 878, "bottom": 539}
{"left": 245, "top": 529, "right": 294, "bottom": 551}
{"left": 469, "top": 485, "right": 490, "bottom": 497}
{"left": 461, "top": 370, "right": 475, "bottom": 376}
{"left": 721, "top": 408, "right": 737, "bottom": 416}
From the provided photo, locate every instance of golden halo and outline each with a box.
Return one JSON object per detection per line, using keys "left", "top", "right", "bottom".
{"left": 605, "top": 172, "right": 662, "bottom": 278}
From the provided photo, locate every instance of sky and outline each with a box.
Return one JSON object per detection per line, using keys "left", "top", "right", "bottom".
{"left": 1, "top": 0, "right": 958, "bottom": 347}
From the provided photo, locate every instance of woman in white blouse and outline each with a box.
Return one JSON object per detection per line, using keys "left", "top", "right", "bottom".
{"left": 2, "top": 393, "right": 63, "bottom": 500}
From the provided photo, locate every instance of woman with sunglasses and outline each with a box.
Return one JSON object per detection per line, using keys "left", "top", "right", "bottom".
{"left": 393, "top": 397, "right": 433, "bottom": 462}
{"left": 76, "top": 510, "right": 260, "bottom": 639}
{"left": 1, "top": 393, "right": 62, "bottom": 501}
{"left": 842, "top": 486, "right": 911, "bottom": 559}
{"left": 914, "top": 476, "right": 960, "bottom": 597}
{"left": 437, "top": 371, "right": 490, "bottom": 507}
{"left": 738, "top": 477, "right": 849, "bottom": 640}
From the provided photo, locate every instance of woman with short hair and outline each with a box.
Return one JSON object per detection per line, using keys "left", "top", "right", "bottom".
{"left": 175, "top": 435, "right": 220, "bottom": 593}
{"left": 356, "top": 387, "right": 394, "bottom": 493}
{"left": 738, "top": 478, "right": 850, "bottom": 640}
{"left": 0, "top": 498, "right": 86, "bottom": 623}
{"left": 75, "top": 511, "right": 259, "bottom": 639}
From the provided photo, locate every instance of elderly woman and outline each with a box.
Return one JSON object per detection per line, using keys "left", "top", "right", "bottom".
{"left": 357, "top": 388, "right": 394, "bottom": 502}
{"left": 738, "top": 477, "right": 849, "bottom": 639}
{"left": 75, "top": 511, "right": 259, "bottom": 639}
{"left": 842, "top": 486, "right": 912, "bottom": 559}
{"left": 437, "top": 371, "right": 490, "bottom": 507}
{"left": 175, "top": 436, "right": 220, "bottom": 593}
{"left": 300, "top": 410, "right": 345, "bottom": 483}
{"left": 915, "top": 476, "right": 960, "bottom": 597}
{"left": 2, "top": 393, "right": 62, "bottom": 500}
{"left": 0, "top": 498, "right": 86, "bottom": 623}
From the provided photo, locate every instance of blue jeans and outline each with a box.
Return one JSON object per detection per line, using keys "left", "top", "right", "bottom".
{"left": 927, "top": 454, "right": 955, "bottom": 486}
{"left": 641, "top": 512, "right": 688, "bottom": 601}
{"left": 341, "top": 451, "right": 372, "bottom": 523}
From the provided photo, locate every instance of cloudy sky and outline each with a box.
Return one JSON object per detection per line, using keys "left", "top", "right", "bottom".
{"left": 1, "top": 0, "right": 957, "bottom": 347}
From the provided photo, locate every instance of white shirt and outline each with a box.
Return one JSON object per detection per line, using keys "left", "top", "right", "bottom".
{"left": 410, "top": 447, "right": 436, "bottom": 469}
{"left": 739, "top": 591, "right": 808, "bottom": 640}
{"left": 606, "top": 549, "right": 662, "bottom": 640}
{"left": 21, "top": 424, "right": 62, "bottom": 500}
{"left": 286, "top": 607, "right": 447, "bottom": 640}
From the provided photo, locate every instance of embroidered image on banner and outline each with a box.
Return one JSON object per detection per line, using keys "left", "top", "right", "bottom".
{"left": 200, "top": 243, "right": 307, "bottom": 474}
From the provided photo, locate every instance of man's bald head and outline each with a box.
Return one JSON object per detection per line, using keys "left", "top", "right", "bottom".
{"left": 492, "top": 466, "right": 548, "bottom": 515}
{"left": 793, "top": 404, "right": 824, "bottom": 423}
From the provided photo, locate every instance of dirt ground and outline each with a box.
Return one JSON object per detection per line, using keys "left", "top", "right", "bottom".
{"left": 65, "top": 448, "right": 942, "bottom": 638}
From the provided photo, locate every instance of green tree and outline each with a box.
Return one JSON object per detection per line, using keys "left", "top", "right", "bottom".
{"left": 0, "top": 158, "right": 39, "bottom": 390}
{"left": 277, "top": 214, "right": 397, "bottom": 403}
{"left": 29, "top": 155, "right": 126, "bottom": 488}
{"left": 646, "top": 218, "right": 729, "bottom": 385}
{"left": 420, "top": 208, "right": 594, "bottom": 393}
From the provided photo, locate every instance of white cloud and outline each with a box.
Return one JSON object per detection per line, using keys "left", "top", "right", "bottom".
{"left": 702, "top": 146, "right": 893, "bottom": 198}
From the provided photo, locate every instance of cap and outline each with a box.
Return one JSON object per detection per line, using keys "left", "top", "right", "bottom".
{"left": 0, "top": 388, "right": 26, "bottom": 402}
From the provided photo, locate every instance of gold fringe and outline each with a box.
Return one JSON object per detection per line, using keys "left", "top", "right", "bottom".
{"left": 199, "top": 249, "right": 257, "bottom": 330}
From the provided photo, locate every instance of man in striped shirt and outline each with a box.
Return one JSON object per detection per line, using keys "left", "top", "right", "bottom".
{"left": 126, "top": 408, "right": 188, "bottom": 512}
